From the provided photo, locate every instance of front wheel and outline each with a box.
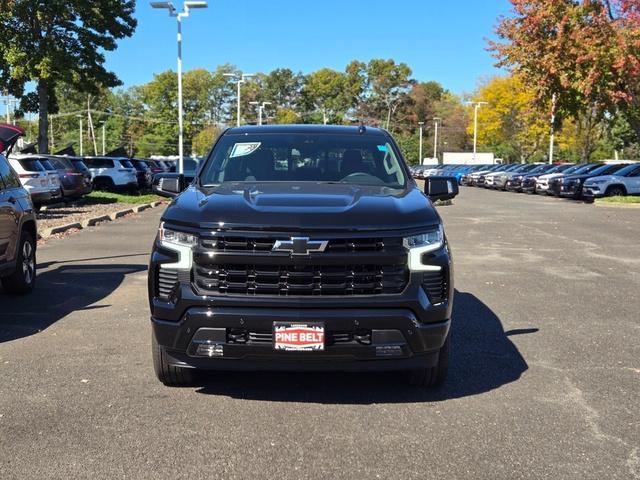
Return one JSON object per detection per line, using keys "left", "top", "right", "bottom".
{"left": 151, "top": 331, "right": 197, "bottom": 386}
{"left": 606, "top": 185, "right": 626, "bottom": 197}
{"left": 1, "top": 230, "right": 36, "bottom": 294}
{"left": 408, "top": 332, "right": 450, "bottom": 388}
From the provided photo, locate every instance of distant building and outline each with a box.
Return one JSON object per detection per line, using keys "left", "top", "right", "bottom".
{"left": 441, "top": 152, "right": 497, "bottom": 165}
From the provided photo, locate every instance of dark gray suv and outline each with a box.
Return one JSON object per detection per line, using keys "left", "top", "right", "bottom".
{"left": 0, "top": 124, "right": 37, "bottom": 294}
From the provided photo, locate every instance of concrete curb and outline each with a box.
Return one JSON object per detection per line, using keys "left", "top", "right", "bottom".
{"left": 81, "top": 215, "right": 111, "bottom": 228}
{"left": 40, "top": 222, "right": 83, "bottom": 239}
{"left": 108, "top": 208, "right": 135, "bottom": 221}
{"left": 38, "top": 201, "right": 164, "bottom": 240}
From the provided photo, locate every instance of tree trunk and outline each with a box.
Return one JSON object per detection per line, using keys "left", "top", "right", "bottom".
{"left": 37, "top": 80, "right": 49, "bottom": 154}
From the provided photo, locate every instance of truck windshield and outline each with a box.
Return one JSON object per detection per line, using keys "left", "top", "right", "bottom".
{"left": 200, "top": 133, "right": 407, "bottom": 188}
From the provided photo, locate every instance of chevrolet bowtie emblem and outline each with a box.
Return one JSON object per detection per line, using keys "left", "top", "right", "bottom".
{"left": 272, "top": 237, "right": 328, "bottom": 256}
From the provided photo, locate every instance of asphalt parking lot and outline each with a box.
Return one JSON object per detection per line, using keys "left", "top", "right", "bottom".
{"left": 0, "top": 187, "right": 638, "bottom": 479}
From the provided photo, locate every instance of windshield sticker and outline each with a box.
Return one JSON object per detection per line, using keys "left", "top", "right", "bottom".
{"left": 230, "top": 142, "right": 261, "bottom": 158}
{"left": 377, "top": 144, "right": 388, "bottom": 152}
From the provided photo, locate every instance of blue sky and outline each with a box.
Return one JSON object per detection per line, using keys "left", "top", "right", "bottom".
{"left": 106, "top": 0, "right": 513, "bottom": 94}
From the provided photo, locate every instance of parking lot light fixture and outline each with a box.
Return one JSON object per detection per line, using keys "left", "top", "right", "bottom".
{"left": 224, "top": 72, "right": 255, "bottom": 127}
{"left": 433, "top": 117, "right": 441, "bottom": 162}
{"left": 151, "top": 0, "right": 208, "bottom": 175}
{"left": 250, "top": 101, "right": 271, "bottom": 126}
{"left": 465, "top": 101, "right": 488, "bottom": 163}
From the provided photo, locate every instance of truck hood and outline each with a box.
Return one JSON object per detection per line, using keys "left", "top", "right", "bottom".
{"left": 162, "top": 182, "right": 440, "bottom": 232}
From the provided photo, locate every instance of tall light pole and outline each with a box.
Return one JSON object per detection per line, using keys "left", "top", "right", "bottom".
{"left": 151, "top": 1, "right": 208, "bottom": 175}
{"left": 76, "top": 114, "right": 83, "bottom": 156}
{"left": 224, "top": 72, "right": 254, "bottom": 127}
{"left": 250, "top": 101, "right": 271, "bottom": 126}
{"left": 418, "top": 121, "right": 424, "bottom": 165}
{"left": 433, "top": 117, "right": 441, "bottom": 162}
{"left": 466, "top": 101, "right": 488, "bottom": 163}
{"left": 549, "top": 93, "right": 557, "bottom": 165}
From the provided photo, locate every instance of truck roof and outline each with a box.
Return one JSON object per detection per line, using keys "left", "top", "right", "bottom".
{"left": 225, "top": 124, "right": 388, "bottom": 136}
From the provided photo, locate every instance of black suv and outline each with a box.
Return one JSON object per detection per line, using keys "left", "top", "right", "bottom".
{"left": 0, "top": 125, "right": 37, "bottom": 294}
{"left": 149, "top": 125, "right": 458, "bottom": 387}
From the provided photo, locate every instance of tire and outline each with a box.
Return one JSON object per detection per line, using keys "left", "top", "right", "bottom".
{"left": 93, "top": 177, "right": 115, "bottom": 192}
{"left": 408, "top": 332, "right": 450, "bottom": 388}
{"left": 151, "top": 331, "right": 197, "bottom": 386}
{"left": 606, "top": 185, "right": 626, "bottom": 197}
{"left": 1, "top": 230, "right": 36, "bottom": 294}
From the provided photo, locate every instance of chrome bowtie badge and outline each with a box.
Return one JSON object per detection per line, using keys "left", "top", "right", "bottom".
{"left": 272, "top": 237, "right": 328, "bottom": 256}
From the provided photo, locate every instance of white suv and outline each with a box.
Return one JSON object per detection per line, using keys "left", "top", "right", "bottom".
{"left": 583, "top": 163, "right": 640, "bottom": 198}
{"left": 83, "top": 156, "right": 138, "bottom": 192}
{"left": 8, "top": 156, "right": 59, "bottom": 205}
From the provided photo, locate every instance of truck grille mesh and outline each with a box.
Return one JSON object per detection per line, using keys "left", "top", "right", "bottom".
{"left": 193, "top": 263, "right": 408, "bottom": 296}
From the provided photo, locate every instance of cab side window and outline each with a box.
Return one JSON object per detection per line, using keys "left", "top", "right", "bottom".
{"left": 0, "top": 156, "right": 21, "bottom": 189}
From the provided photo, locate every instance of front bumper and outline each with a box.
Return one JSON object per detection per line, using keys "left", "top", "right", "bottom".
{"left": 152, "top": 307, "right": 450, "bottom": 371}
{"left": 149, "top": 237, "right": 453, "bottom": 372}
{"left": 582, "top": 186, "right": 603, "bottom": 198}
{"left": 559, "top": 184, "right": 583, "bottom": 198}
{"left": 505, "top": 180, "right": 523, "bottom": 191}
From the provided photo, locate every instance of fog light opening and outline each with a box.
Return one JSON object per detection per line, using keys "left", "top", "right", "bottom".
{"left": 195, "top": 343, "right": 224, "bottom": 357}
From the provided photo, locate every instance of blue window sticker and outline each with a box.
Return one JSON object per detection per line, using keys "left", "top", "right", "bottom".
{"left": 377, "top": 144, "right": 388, "bottom": 152}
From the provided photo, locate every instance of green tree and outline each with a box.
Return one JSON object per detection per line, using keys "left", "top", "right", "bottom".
{"left": 0, "top": 0, "right": 136, "bottom": 153}
{"left": 301, "top": 69, "right": 352, "bottom": 124}
{"left": 262, "top": 68, "right": 303, "bottom": 110}
{"left": 192, "top": 126, "right": 222, "bottom": 156}
{"left": 364, "top": 59, "right": 412, "bottom": 130}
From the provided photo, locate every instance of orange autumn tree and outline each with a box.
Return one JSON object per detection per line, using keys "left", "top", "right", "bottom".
{"left": 490, "top": 0, "right": 640, "bottom": 142}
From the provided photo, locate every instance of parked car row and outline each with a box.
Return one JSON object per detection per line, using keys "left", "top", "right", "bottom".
{"left": 452, "top": 161, "right": 640, "bottom": 200}
{"left": 3, "top": 153, "right": 198, "bottom": 206}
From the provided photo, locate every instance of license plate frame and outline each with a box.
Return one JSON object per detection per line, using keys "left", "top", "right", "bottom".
{"left": 273, "top": 322, "right": 325, "bottom": 352}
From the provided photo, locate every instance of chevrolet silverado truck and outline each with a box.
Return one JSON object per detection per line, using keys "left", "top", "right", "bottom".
{"left": 149, "top": 125, "right": 458, "bottom": 388}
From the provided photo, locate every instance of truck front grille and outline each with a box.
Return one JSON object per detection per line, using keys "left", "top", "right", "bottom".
{"left": 200, "top": 237, "right": 386, "bottom": 253}
{"left": 193, "top": 264, "right": 408, "bottom": 296}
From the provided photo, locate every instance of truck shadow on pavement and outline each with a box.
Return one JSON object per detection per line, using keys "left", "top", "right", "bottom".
{"left": 196, "top": 291, "right": 536, "bottom": 403}
{"left": 0, "top": 262, "right": 147, "bottom": 343}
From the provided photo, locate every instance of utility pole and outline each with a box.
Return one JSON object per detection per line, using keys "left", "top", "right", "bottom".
{"left": 433, "top": 117, "right": 441, "bottom": 162}
{"left": 100, "top": 121, "right": 106, "bottom": 155}
{"left": 2, "top": 95, "right": 18, "bottom": 124}
{"left": 418, "top": 121, "right": 424, "bottom": 165}
{"left": 151, "top": 1, "right": 209, "bottom": 174}
{"left": 466, "top": 101, "right": 488, "bottom": 162}
{"left": 549, "top": 93, "right": 557, "bottom": 165}
{"left": 76, "top": 114, "right": 84, "bottom": 156}
{"left": 224, "top": 72, "right": 254, "bottom": 127}
{"left": 88, "top": 96, "right": 98, "bottom": 156}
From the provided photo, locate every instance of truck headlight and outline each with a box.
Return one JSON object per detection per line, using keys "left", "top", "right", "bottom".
{"left": 159, "top": 222, "right": 198, "bottom": 247}
{"left": 158, "top": 222, "right": 197, "bottom": 270}
{"left": 404, "top": 226, "right": 444, "bottom": 272}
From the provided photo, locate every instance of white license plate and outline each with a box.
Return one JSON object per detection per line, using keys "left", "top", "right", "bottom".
{"left": 274, "top": 323, "right": 325, "bottom": 351}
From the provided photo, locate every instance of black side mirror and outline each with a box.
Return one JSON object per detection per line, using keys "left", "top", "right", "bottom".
{"left": 152, "top": 173, "right": 185, "bottom": 198}
{"left": 424, "top": 176, "right": 459, "bottom": 201}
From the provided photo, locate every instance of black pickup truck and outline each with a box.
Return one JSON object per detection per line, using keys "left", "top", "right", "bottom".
{"left": 149, "top": 125, "right": 458, "bottom": 388}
